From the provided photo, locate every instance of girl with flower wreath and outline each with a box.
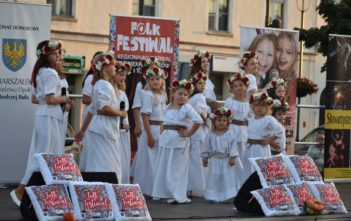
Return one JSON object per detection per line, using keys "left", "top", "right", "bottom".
{"left": 132, "top": 63, "right": 167, "bottom": 196}
{"left": 75, "top": 51, "right": 127, "bottom": 183}
{"left": 189, "top": 50, "right": 219, "bottom": 109}
{"left": 202, "top": 107, "right": 243, "bottom": 202}
{"left": 240, "top": 51, "right": 259, "bottom": 100}
{"left": 271, "top": 98, "right": 289, "bottom": 155}
{"left": 224, "top": 72, "right": 251, "bottom": 182}
{"left": 112, "top": 61, "right": 132, "bottom": 183}
{"left": 266, "top": 78, "right": 287, "bottom": 100}
{"left": 242, "top": 92, "right": 286, "bottom": 180}
{"left": 187, "top": 71, "right": 208, "bottom": 197}
{"left": 11, "top": 40, "right": 68, "bottom": 206}
{"left": 152, "top": 79, "right": 202, "bottom": 204}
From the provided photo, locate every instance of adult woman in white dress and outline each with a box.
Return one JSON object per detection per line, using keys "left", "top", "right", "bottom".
{"left": 76, "top": 51, "right": 127, "bottom": 183}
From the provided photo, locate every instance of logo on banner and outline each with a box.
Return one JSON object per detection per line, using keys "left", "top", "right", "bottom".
{"left": 2, "top": 39, "right": 26, "bottom": 72}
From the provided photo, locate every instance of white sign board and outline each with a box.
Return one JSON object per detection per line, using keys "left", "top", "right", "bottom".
{"left": 0, "top": 2, "right": 51, "bottom": 184}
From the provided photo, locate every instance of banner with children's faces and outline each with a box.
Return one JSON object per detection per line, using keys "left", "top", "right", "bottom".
{"left": 324, "top": 34, "right": 351, "bottom": 182}
{"left": 240, "top": 27, "right": 299, "bottom": 154}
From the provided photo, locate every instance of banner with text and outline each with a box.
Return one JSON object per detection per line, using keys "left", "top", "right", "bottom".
{"left": 240, "top": 27, "right": 299, "bottom": 154}
{"left": 0, "top": 2, "right": 51, "bottom": 183}
{"left": 324, "top": 34, "right": 351, "bottom": 182}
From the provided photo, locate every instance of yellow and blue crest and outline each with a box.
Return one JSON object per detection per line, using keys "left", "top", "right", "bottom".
{"left": 2, "top": 39, "right": 26, "bottom": 72}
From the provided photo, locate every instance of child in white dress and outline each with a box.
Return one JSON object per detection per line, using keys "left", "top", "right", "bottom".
{"left": 239, "top": 51, "right": 258, "bottom": 99}
{"left": 202, "top": 107, "right": 243, "bottom": 202}
{"left": 133, "top": 63, "right": 167, "bottom": 196}
{"left": 113, "top": 61, "right": 132, "bottom": 183}
{"left": 271, "top": 98, "right": 289, "bottom": 155}
{"left": 187, "top": 71, "right": 208, "bottom": 196}
{"left": 224, "top": 73, "right": 250, "bottom": 176}
{"left": 152, "top": 79, "right": 202, "bottom": 204}
{"left": 11, "top": 40, "right": 68, "bottom": 206}
{"left": 242, "top": 92, "right": 286, "bottom": 180}
{"left": 76, "top": 51, "right": 127, "bottom": 183}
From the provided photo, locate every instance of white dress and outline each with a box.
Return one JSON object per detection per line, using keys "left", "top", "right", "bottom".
{"left": 116, "top": 90, "right": 131, "bottom": 184}
{"left": 152, "top": 104, "right": 202, "bottom": 203}
{"left": 21, "top": 68, "right": 65, "bottom": 185}
{"left": 224, "top": 98, "right": 250, "bottom": 167}
{"left": 245, "top": 73, "right": 258, "bottom": 100}
{"left": 204, "top": 79, "right": 216, "bottom": 102}
{"left": 81, "top": 74, "right": 93, "bottom": 122}
{"left": 129, "top": 82, "right": 144, "bottom": 178}
{"left": 202, "top": 130, "right": 243, "bottom": 201}
{"left": 79, "top": 80, "right": 122, "bottom": 183}
{"left": 242, "top": 115, "right": 286, "bottom": 180}
{"left": 132, "top": 90, "right": 166, "bottom": 196}
{"left": 187, "top": 93, "right": 207, "bottom": 194}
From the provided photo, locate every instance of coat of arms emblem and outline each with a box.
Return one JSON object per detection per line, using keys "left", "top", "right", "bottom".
{"left": 2, "top": 39, "right": 27, "bottom": 72}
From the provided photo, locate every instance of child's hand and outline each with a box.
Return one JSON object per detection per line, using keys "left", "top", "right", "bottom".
{"left": 203, "top": 158, "right": 208, "bottom": 167}
{"left": 148, "top": 135, "right": 156, "bottom": 148}
{"left": 270, "top": 142, "right": 280, "bottom": 152}
{"left": 229, "top": 157, "right": 236, "bottom": 166}
{"left": 178, "top": 128, "right": 191, "bottom": 137}
{"left": 64, "top": 103, "right": 71, "bottom": 112}
{"left": 75, "top": 130, "right": 84, "bottom": 143}
{"left": 134, "top": 125, "right": 141, "bottom": 137}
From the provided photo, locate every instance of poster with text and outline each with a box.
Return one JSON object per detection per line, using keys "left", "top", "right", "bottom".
{"left": 240, "top": 27, "right": 299, "bottom": 154}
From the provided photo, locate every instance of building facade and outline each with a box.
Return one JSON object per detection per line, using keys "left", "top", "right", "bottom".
{"left": 6, "top": 0, "right": 326, "bottom": 139}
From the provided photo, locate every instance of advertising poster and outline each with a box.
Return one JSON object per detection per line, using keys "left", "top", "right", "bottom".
{"left": 240, "top": 27, "right": 299, "bottom": 154}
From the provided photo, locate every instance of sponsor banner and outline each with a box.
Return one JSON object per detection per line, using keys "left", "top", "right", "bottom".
{"left": 325, "top": 110, "right": 351, "bottom": 129}
{"left": 0, "top": 2, "right": 51, "bottom": 183}
{"left": 240, "top": 27, "right": 299, "bottom": 154}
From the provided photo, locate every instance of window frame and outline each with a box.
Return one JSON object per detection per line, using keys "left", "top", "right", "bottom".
{"left": 268, "top": 0, "right": 285, "bottom": 28}
{"left": 133, "top": 0, "right": 156, "bottom": 17}
{"left": 208, "top": 0, "right": 231, "bottom": 33}
{"left": 48, "top": 0, "right": 76, "bottom": 19}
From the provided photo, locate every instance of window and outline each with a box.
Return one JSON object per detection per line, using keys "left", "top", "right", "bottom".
{"left": 268, "top": 0, "right": 285, "bottom": 28}
{"left": 208, "top": 0, "right": 229, "bottom": 32}
{"left": 132, "top": 0, "right": 156, "bottom": 16}
{"left": 47, "top": 0, "right": 74, "bottom": 17}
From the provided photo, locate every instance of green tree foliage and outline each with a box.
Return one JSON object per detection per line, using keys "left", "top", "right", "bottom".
{"left": 296, "top": 0, "right": 351, "bottom": 71}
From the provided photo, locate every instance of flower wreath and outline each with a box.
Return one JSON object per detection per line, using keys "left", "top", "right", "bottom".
{"left": 272, "top": 98, "right": 289, "bottom": 112}
{"left": 211, "top": 106, "right": 232, "bottom": 120}
{"left": 140, "top": 56, "right": 161, "bottom": 70}
{"left": 269, "top": 78, "right": 288, "bottom": 89}
{"left": 190, "top": 71, "right": 207, "bottom": 84}
{"left": 93, "top": 50, "right": 114, "bottom": 71}
{"left": 227, "top": 72, "right": 250, "bottom": 86}
{"left": 35, "top": 40, "right": 62, "bottom": 58}
{"left": 115, "top": 61, "right": 132, "bottom": 75}
{"left": 144, "top": 66, "right": 168, "bottom": 79}
{"left": 249, "top": 91, "right": 273, "bottom": 105}
{"left": 190, "top": 50, "right": 211, "bottom": 66}
{"left": 171, "top": 79, "right": 194, "bottom": 92}
{"left": 239, "top": 51, "right": 256, "bottom": 70}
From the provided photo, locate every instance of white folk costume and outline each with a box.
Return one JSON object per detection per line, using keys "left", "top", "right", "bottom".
{"left": 187, "top": 93, "right": 207, "bottom": 194}
{"left": 81, "top": 74, "right": 93, "bottom": 122}
{"left": 224, "top": 98, "right": 250, "bottom": 167}
{"left": 242, "top": 115, "right": 286, "bottom": 180}
{"left": 116, "top": 90, "right": 131, "bottom": 184}
{"left": 21, "top": 67, "right": 65, "bottom": 185}
{"left": 79, "top": 80, "right": 123, "bottom": 183}
{"left": 245, "top": 73, "right": 258, "bottom": 100}
{"left": 132, "top": 90, "right": 166, "bottom": 196}
{"left": 152, "top": 104, "right": 202, "bottom": 203}
{"left": 202, "top": 130, "right": 243, "bottom": 202}
{"left": 204, "top": 79, "right": 216, "bottom": 102}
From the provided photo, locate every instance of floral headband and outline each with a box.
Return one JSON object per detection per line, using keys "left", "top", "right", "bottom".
{"left": 270, "top": 78, "right": 287, "bottom": 89}
{"left": 35, "top": 40, "right": 62, "bottom": 58}
{"left": 171, "top": 79, "right": 194, "bottom": 92}
{"left": 140, "top": 56, "right": 160, "bottom": 70}
{"left": 239, "top": 51, "right": 256, "bottom": 70}
{"left": 144, "top": 66, "right": 168, "bottom": 79}
{"left": 211, "top": 106, "right": 232, "bottom": 120}
{"left": 190, "top": 50, "right": 211, "bottom": 66}
{"left": 249, "top": 91, "right": 273, "bottom": 105}
{"left": 272, "top": 98, "right": 289, "bottom": 112}
{"left": 190, "top": 71, "right": 207, "bottom": 84}
{"left": 93, "top": 50, "right": 115, "bottom": 71}
{"left": 115, "top": 61, "right": 131, "bottom": 75}
{"left": 227, "top": 72, "right": 250, "bottom": 86}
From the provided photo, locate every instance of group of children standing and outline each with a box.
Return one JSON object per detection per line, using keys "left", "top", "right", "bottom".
{"left": 11, "top": 39, "right": 292, "bottom": 207}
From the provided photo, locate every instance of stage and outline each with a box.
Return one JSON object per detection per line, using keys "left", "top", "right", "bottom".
{"left": 1, "top": 184, "right": 350, "bottom": 221}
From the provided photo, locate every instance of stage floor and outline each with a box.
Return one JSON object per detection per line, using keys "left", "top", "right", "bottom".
{"left": 1, "top": 184, "right": 351, "bottom": 221}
